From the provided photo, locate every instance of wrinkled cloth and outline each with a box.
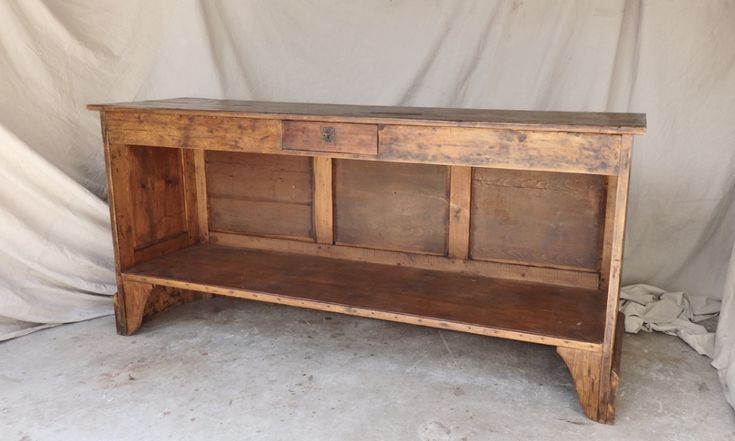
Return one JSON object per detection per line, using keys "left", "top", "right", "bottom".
{"left": 620, "top": 284, "right": 720, "bottom": 357}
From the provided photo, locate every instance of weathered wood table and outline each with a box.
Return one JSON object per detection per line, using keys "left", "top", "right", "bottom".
{"left": 89, "top": 98, "right": 645, "bottom": 423}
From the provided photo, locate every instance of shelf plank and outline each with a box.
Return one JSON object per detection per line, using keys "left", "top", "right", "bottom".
{"left": 123, "top": 244, "right": 606, "bottom": 351}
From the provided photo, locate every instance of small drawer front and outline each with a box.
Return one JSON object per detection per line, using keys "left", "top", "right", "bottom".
{"left": 282, "top": 121, "right": 378, "bottom": 155}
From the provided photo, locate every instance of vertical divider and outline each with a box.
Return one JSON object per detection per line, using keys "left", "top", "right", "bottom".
{"left": 313, "top": 156, "right": 334, "bottom": 244}
{"left": 448, "top": 165, "right": 472, "bottom": 259}
{"left": 192, "top": 149, "right": 209, "bottom": 243}
{"left": 181, "top": 149, "right": 201, "bottom": 244}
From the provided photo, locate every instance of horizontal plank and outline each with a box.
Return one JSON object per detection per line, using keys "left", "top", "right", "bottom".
{"left": 209, "top": 232, "right": 600, "bottom": 289}
{"left": 90, "top": 98, "right": 646, "bottom": 134}
{"left": 206, "top": 152, "right": 314, "bottom": 240}
{"left": 105, "top": 112, "right": 281, "bottom": 152}
{"left": 123, "top": 244, "right": 606, "bottom": 351}
{"left": 379, "top": 126, "right": 621, "bottom": 175}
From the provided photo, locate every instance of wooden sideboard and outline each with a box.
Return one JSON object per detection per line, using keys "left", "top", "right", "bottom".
{"left": 89, "top": 98, "right": 645, "bottom": 423}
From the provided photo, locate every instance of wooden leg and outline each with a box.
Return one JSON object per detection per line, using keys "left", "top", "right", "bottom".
{"left": 114, "top": 279, "right": 208, "bottom": 336}
{"left": 557, "top": 347, "right": 607, "bottom": 423}
{"left": 114, "top": 280, "right": 155, "bottom": 335}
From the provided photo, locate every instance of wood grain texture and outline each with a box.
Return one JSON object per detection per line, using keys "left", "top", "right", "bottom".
{"left": 448, "top": 166, "right": 472, "bottom": 259}
{"left": 470, "top": 168, "right": 605, "bottom": 271}
{"left": 283, "top": 121, "right": 377, "bottom": 155}
{"left": 557, "top": 347, "right": 604, "bottom": 422}
{"left": 119, "top": 279, "right": 155, "bottom": 335}
{"left": 105, "top": 143, "right": 136, "bottom": 270}
{"left": 181, "top": 149, "right": 201, "bottom": 243}
{"left": 206, "top": 152, "right": 314, "bottom": 240}
{"left": 92, "top": 99, "right": 644, "bottom": 424}
{"left": 128, "top": 146, "right": 188, "bottom": 250}
{"left": 313, "top": 157, "right": 334, "bottom": 244}
{"left": 104, "top": 111, "right": 281, "bottom": 152}
{"left": 193, "top": 149, "right": 210, "bottom": 242}
{"left": 90, "top": 98, "right": 646, "bottom": 134}
{"left": 118, "top": 280, "right": 206, "bottom": 336}
{"left": 598, "top": 135, "right": 634, "bottom": 423}
{"left": 123, "top": 244, "right": 607, "bottom": 351}
{"left": 599, "top": 176, "right": 617, "bottom": 290}
{"left": 606, "top": 312, "right": 626, "bottom": 423}
{"left": 379, "top": 125, "right": 621, "bottom": 175}
{"left": 209, "top": 232, "right": 600, "bottom": 289}
{"left": 334, "top": 160, "right": 449, "bottom": 254}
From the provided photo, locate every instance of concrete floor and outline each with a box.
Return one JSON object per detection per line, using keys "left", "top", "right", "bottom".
{"left": 1, "top": 297, "right": 733, "bottom": 441}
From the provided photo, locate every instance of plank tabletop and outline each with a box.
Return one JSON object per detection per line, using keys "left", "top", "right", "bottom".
{"left": 89, "top": 97, "right": 646, "bottom": 134}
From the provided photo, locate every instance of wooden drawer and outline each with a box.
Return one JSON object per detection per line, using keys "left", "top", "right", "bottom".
{"left": 105, "top": 112, "right": 281, "bottom": 152}
{"left": 282, "top": 121, "right": 378, "bottom": 155}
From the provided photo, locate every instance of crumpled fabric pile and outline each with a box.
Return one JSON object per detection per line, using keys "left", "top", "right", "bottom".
{"left": 620, "top": 284, "right": 721, "bottom": 357}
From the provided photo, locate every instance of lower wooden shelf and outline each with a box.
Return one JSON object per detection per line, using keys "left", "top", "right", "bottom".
{"left": 122, "top": 244, "right": 606, "bottom": 351}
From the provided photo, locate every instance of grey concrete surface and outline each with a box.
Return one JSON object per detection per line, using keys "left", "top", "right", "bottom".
{"left": 1, "top": 297, "right": 733, "bottom": 441}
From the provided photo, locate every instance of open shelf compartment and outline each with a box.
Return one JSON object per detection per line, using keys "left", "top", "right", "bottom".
{"left": 122, "top": 244, "right": 606, "bottom": 351}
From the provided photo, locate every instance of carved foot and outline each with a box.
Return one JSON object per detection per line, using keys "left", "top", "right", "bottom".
{"left": 114, "top": 279, "right": 207, "bottom": 335}
{"left": 557, "top": 347, "right": 606, "bottom": 423}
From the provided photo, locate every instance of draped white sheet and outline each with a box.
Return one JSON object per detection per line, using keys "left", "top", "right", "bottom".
{"left": 1, "top": 0, "right": 733, "bottom": 405}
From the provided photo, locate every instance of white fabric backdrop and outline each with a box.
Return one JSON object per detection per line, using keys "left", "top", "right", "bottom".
{"left": 1, "top": 0, "right": 734, "bottom": 404}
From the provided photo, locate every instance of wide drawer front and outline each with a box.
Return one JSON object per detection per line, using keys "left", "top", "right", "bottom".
{"left": 282, "top": 121, "right": 378, "bottom": 155}
{"left": 379, "top": 126, "right": 622, "bottom": 175}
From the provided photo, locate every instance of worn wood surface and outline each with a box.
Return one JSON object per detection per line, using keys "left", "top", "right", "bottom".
{"left": 557, "top": 346, "right": 604, "bottom": 422}
{"left": 105, "top": 142, "right": 135, "bottom": 271}
{"left": 118, "top": 279, "right": 155, "bottom": 335}
{"left": 210, "top": 232, "right": 600, "bottom": 289}
{"left": 334, "top": 159, "right": 449, "bottom": 254}
{"left": 104, "top": 111, "right": 281, "bottom": 152}
{"left": 470, "top": 168, "right": 605, "bottom": 271}
{"left": 448, "top": 166, "right": 472, "bottom": 259}
{"left": 90, "top": 98, "right": 646, "bottom": 134}
{"left": 313, "top": 157, "right": 334, "bottom": 244}
{"left": 283, "top": 121, "right": 377, "bottom": 155}
{"left": 597, "top": 135, "right": 633, "bottom": 423}
{"left": 123, "top": 244, "right": 607, "bottom": 351}
{"left": 206, "top": 152, "right": 314, "bottom": 240}
{"left": 128, "top": 146, "right": 188, "bottom": 249}
{"left": 92, "top": 99, "right": 644, "bottom": 424}
{"left": 193, "top": 149, "right": 210, "bottom": 242}
{"left": 606, "top": 311, "right": 626, "bottom": 423}
{"left": 379, "top": 125, "right": 621, "bottom": 175}
{"left": 599, "top": 176, "right": 617, "bottom": 290}
{"left": 118, "top": 280, "right": 206, "bottom": 336}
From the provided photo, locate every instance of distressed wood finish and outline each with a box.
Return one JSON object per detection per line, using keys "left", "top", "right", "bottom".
{"left": 90, "top": 99, "right": 644, "bottom": 424}
{"left": 379, "top": 125, "right": 621, "bottom": 175}
{"left": 123, "top": 245, "right": 606, "bottom": 351}
{"left": 557, "top": 346, "right": 604, "bottom": 421}
{"left": 104, "top": 111, "right": 281, "bottom": 152}
{"left": 90, "top": 97, "right": 646, "bottom": 134}
{"left": 208, "top": 231, "right": 600, "bottom": 289}
{"left": 206, "top": 152, "right": 314, "bottom": 240}
{"left": 470, "top": 169, "right": 606, "bottom": 270}
{"left": 448, "top": 166, "right": 472, "bottom": 259}
{"left": 283, "top": 121, "right": 378, "bottom": 155}
{"left": 597, "top": 136, "right": 634, "bottom": 423}
{"left": 313, "top": 157, "right": 334, "bottom": 244}
{"left": 333, "top": 160, "right": 449, "bottom": 255}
